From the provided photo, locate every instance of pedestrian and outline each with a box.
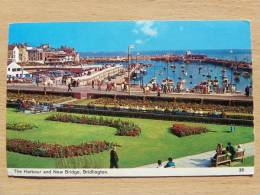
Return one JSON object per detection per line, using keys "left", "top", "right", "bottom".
{"left": 36, "top": 76, "right": 39, "bottom": 87}
{"left": 157, "top": 84, "right": 161, "bottom": 97}
{"left": 92, "top": 80, "right": 95, "bottom": 88}
{"left": 68, "top": 83, "right": 72, "bottom": 92}
{"left": 43, "top": 83, "right": 47, "bottom": 95}
{"left": 164, "top": 157, "right": 176, "bottom": 168}
{"left": 110, "top": 146, "right": 119, "bottom": 168}
{"left": 245, "top": 85, "right": 249, "bottom": 96}
{"left": 157, "top": 160, "right": 163, "bottom": 168}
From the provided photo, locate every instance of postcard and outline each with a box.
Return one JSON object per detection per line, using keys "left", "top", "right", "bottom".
{"left": 6, "top": 20, "right": 254, "bottom": 177}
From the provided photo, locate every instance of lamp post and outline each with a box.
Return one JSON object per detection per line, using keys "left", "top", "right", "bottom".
{"left": 128, "top": 44, "right": 135, "bottom": 95}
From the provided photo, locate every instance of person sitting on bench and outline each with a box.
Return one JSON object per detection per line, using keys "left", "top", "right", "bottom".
{"left": 226, "top": 142, "right": 236, "bottom": 160}
{"left": 212, "top": 143, "right": 225, "bottom": 159}
{"left": 236, "top": 144, "right": 244, "bottom": 152}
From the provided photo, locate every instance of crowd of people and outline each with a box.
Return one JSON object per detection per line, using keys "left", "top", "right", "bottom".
{"left": 212, "top": 142, "right": 244, "bottom": 161}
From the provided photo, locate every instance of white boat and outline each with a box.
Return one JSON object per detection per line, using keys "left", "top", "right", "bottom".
{"left": 242, "top": 71, "right": 250, "bottom": 79}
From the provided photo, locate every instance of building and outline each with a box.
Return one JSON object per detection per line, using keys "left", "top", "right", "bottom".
{"left": 44, "top": 51, "right": 68, "bottom": 64}
{"left": 44, "top": 47, "right": 80, "bottom": 65}
{"left": 7, "top": 61, "right": 31, "bottom": 80}
{"left": 8, "top": 44, "right": 80, "bottom": 65}
{"left": 17, "top": 44, "right": 29, "bottom": 63}
{"left": 27, "top": 48, "right": 45, "bottom": 64}
{"left": 60, "top": 46, "right": 80, "bottom": 63}
{"left": 39, "top": 44, "right": 50, "bottom": 51}
{"left": 8, "top": 45, "right": 20, "bottom": 63}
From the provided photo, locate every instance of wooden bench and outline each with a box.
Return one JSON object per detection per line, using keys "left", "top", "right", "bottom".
{"left": 233, "top": 150, "right": 245, "bottom": 163}
{"left": 211, "top": 154, "right": 231, "bottom": 167}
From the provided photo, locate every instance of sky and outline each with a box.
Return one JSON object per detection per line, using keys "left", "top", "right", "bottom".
{"left": 8, "top": 20, "right": 251, "bottom": 52}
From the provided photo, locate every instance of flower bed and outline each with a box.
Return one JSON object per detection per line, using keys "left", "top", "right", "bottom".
{"left": 7, "top": 122, "right": 34, "bottom": 131}
{"left": 46, "top": 113, "right": 141, "bottom": 137}
{"left": 7, "top": 138, "right": 113, "bottom": 158}
{"left": 77, "top": 97, "right": 252, "bottom": 114}
{"left": 7, "top": 91, "right": 73, "bottom": 104}
{"left": 171, "top": 124, "right": 208, "bottom": 137}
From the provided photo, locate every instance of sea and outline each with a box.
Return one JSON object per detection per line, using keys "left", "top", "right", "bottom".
{"left": 80, "top": 49, "right": 252, "bottom": 91}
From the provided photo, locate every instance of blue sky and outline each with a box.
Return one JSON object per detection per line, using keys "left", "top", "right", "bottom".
{"left": 9, "top": 20, "right": 251, "bottom": 52}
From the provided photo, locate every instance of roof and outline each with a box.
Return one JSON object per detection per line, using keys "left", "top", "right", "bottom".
{"left": 8, "top": 45, "right": 16, "bottom": 50}
{"left": 7, "top": 61, "right": 21, "bottom": 68}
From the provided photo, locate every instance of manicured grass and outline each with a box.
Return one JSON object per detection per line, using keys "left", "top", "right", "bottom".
{"left": 231, "top": 156, "right": 254, "bottom": 167}
{"left": 7, "top": 108, "right": 254, "bottom": 168}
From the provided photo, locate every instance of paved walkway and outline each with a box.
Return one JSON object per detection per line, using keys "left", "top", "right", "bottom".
{"left": 7, "top": 83, "right": 253, "bottom": 102}
{"left": 138, "top": 142, "right": 254, "bottom": 168}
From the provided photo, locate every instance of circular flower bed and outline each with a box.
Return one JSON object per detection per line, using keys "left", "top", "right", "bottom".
{"left": 7, "top": 122, "right": 34, "bottom": 131}
{"left": 46, "top": 113, "right": 141, "bottom": 137}
{"left": 7, "top": 138, "right": 114, "bottom": 158}
{"left": 171, "top": 124, "right": 208, "bottom": 137}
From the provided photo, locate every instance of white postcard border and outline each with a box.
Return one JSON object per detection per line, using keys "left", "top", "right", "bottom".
{"left": 8, "top": 167, "right": 254, "bottom": 177}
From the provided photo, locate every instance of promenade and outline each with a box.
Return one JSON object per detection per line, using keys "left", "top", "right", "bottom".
{"left": 7, "top": 83, "right": 253, "bottom": 103}
{"left": 138, "top": 142, "right": 254, "bottom": 168}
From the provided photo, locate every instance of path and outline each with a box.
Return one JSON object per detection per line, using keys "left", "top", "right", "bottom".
{"left": 138, "top": 142, "right": 254, "bottom": 168}
{"left": 7, "top": 83, "right": 253, "bottom": 102}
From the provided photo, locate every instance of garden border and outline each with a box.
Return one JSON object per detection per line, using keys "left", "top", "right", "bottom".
{"left": 7, "top": 138, "right": 113, "bottom": 158}
{"left": 57, "top": 105, "right": 253, "bottom": 126}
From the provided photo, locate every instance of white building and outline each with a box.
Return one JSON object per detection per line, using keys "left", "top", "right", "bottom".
{"left": 7, "top": 61, "right": 31, "bottom": 80}
{"left": 8, "top": 45, "right": 20, "bottom": 62}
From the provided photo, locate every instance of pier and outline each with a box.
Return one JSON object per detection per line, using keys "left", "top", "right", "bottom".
{"left": 79, "top": 54, "right": 252, "bottom": 71}
{"left": 73, "top": 65, "right": 124, "bottom": 85}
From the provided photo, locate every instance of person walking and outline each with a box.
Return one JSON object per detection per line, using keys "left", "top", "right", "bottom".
{"left": 68, "top": 83, "right": 72, "bottom": 92}
{"left": 110, "top": 146, "right": 119, "bottom": 168}
{"left": 92, "top": 80, "right": 95, "bottom": 88}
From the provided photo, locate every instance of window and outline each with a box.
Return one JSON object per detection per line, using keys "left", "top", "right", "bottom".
{"left": 12, "top": 68, "right": 16, "bottom": 72}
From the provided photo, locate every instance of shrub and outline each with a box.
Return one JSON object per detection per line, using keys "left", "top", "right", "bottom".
{"left": 6, "top": 122, "right": 34, "bottom": 131}
{"left": 171, "top": 124, "right": 208, "bottom": 137}
{"left": 7, "top": 138, "right": 113, "bottom": 158}
{"left": 46, "top": 113, "right": 141, "bottom": 137}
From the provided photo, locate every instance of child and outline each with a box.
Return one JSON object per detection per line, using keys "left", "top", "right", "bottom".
{"left": 157, "top": 160, "right": 163, "bottom": 168}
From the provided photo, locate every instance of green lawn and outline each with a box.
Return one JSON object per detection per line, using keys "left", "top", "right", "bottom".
{"left": 232, "top": 156, "right": 254, "bottom": 167}
{"left": 7, "top": 108, "right": 254, "bottom": 168}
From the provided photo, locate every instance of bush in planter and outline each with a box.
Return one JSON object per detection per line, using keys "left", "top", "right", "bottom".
{"left": 171, "top": 124, "right": 208, "bottom": 137}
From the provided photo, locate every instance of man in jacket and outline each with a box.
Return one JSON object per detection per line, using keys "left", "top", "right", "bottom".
{"left": 110, "top": 146, "right": 119, "bottom": 168}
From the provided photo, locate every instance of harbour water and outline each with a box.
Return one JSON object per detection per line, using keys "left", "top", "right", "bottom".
{"left": 81, "top": 49, "right": 252, "bottom": 91}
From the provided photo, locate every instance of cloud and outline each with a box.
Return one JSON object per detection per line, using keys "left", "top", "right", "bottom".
{"left": 134, "top": 20, "right": 158, "bottom": 37}
{"left": 133, "top": 29, "right": 139, "bottom": 34}
{"left": 135, "top": 39, "right": 144, "bottom": 44}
